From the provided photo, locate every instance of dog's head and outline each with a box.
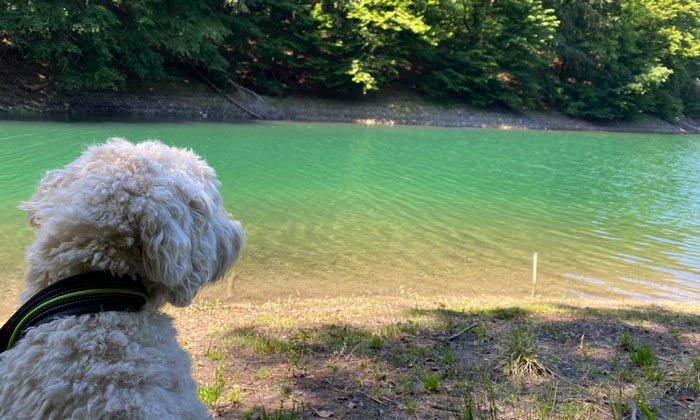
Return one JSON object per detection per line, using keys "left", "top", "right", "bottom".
{"left": 20, "top": 138, "right": 245, "bottom": 307}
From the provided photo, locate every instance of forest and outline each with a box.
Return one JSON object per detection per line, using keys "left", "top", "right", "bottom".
{"left": 1, "top": 0, "right": 698, "bottom": 120}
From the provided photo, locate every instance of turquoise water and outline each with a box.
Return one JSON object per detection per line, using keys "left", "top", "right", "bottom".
{"left": 1, "top": 120, "right": 700, "bottom": 308}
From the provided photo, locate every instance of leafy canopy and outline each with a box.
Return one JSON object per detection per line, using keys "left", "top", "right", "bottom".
{"left": 1, "top": 0, "right": 698, "bottom": 119}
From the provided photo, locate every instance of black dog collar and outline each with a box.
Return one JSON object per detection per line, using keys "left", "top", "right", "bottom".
{"left": 0, "top": 272, "right": 147, "bottom": 354}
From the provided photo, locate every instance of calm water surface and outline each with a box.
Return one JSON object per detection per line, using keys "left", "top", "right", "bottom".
{"left": 1, "top": 120, "right": 699, "bottom": 309}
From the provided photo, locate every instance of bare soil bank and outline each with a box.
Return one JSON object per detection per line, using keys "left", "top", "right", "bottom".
{"left": 172, "top": 295, "right": 700, "bottom": 419}
{"left": 0, "top": 66, "right": 698, "bottom": 134}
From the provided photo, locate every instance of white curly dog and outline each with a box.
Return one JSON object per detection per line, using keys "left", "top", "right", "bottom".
{"left": 0, "top": 139, "right": 244, "bottom": 419}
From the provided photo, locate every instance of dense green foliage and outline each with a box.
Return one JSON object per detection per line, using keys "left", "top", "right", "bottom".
{"left": 1, "top": 0, "right": 698, "bottom": 120}
{"left": 0, "top": 0, "right": 231, "bottom": 90}
{"left": 544, "top": 0, "right": 700, "bottom": 119}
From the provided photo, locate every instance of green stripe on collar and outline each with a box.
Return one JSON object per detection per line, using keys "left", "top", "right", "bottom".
{"left": 0, "top": 272, "right": 147, "bottom": 354}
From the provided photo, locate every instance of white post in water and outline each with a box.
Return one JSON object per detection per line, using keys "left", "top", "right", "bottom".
{"left": 531, "top": 253, "right": 538, "bottom": 297}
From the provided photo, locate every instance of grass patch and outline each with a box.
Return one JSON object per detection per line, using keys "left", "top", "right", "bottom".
{"left": 225, "top": 386, "right": 245, "bottom": 404}
{"left": 368, "top": 334, "right": 383, "bottom": 350}
{"left": 421, "top": 372, "right": 442, "bottom": 393}
{"left": 197, "top": 363, "right": 227, "bottom": 409}
{"left": 607, "top": 385, "right": 631, "bottom": 420}
{"left": 450, "top": 371, "right": 503, "bottom": 420}
{"left": 630, "top": 345, "right": 656, "bottom": 367}
{"left": 404, "top": 397, "right": 418, "bottom": 414}
{"left": 224, "top": 327, "right": 302, "bottom": 355}
{"left": 205, "top": 346, "right": 225, "bottom": 361}
{"left": 499, "top": 326, "right": 551, "bottom": 377}
{"left": 243, "top": 400, "right": 305, "bottom": 420}
{"left": 681, "top": 355, "right": 700, "bottom": 392}
{"left": 487, "top": 307, "right": 530, "bottom": 320}
{"left": 253, "top": 366, "right": 273, "bottom": 380}
{"left": 617, "top": 330, "right": 638, "bottom": 351}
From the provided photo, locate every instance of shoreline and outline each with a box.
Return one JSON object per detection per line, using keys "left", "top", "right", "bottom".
{"left": 171, "top": 294, "right": 700, "bottom": 419}
{"left": 1, "top": 82, "right": 699, "bottom": 134}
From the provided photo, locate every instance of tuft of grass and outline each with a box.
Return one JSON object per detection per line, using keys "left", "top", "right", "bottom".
{"left": 533, "top": 389, "right": 558, "bottom": 419}
{"left": 607, "top": 385, "right": 631, "bottom": 420}
{"left": 499, "top": 326, "right": 551, "bottom": 377}
{"left": 205, "top": 347, "right": 225, "bottom": 361}
{"left": 617, "top": 331, "right": 638, "bottom": 352}
{"left": 371, "top": 384, "right": 386, "bottom": 400}
{"left": 256, "top": 315, "right": 298, "bottom": 329}
{"left": 617, "top": 366, "right": 635, "bottom": 382}
{"left": 198, "top": 384, "right": 223, "bottom": 410}
{"left": 421, "top": 372, "right": 442, "bottom": 393}
{"left": 489, "top": 307, "right": 528, "bottom": 320}
{"left": 682, "top": 355, "right": 700, "bottom": 392}
{"left": 368, "top": 334, "right": 383, "bottom": 350}
{"left": 224, "top": 327, "right": 301, "bottom": 355}
{"left": 643, "top": 366, "right": 663, "bottom": 382}
{"left": 404, "top": 398, "right": 418, "bottom": 414}
{"left": 559, "top": 399, "right": 596, "bottom": 420}
{"left": 225, "top": 385, "right": 245, "bottom": 404}
{"left": 254, "top": 366, "right": 273, "bottom": 380}
{"left": 472, "top": 323, "right": 489, "bottom": 343}
{"left": 394, "top": 374, "right": 414, "bottom": 395}
{"left": 198, "top": 363, "right": 227, "bottom": 409}
{"left": 442, "top": 346, "right": 457, "bottom": 375}
{"left": 630, "top": 346, "right": 656, "bottom": 368}
{"left": 451, "top": 372, "right": 502, "bottom": 420}
{"left": 243, "top": 400, "right": 305, "bottom": 420}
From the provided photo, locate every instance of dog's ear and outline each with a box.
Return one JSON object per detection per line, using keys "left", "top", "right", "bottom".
{"left": 139, "top": 182, "right": 245, "bottom": 307}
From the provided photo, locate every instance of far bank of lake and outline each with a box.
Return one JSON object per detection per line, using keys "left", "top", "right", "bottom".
{"left": 1, "top": 83, "right": 699, "bottom": 135}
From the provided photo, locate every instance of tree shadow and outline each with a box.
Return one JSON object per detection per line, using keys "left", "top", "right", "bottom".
{"left": 198, "top": 303, "right": 700, "bottom": 419}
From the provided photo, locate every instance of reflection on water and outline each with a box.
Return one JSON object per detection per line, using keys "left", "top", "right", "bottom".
{"left": 0, "top": 120, "right": 699, "bottom": 310}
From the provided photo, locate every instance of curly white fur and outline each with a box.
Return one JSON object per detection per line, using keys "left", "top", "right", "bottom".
{"left": 0, "top": 139, "right": 245, "bottom": 420}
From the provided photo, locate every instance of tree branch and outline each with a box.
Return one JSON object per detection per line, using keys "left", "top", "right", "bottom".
{"left": 198, "top": 73, "right": 265, "bottom": 120}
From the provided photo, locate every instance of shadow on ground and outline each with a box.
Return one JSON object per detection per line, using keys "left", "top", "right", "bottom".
{"left": 175, "top": 301, "right": 700, "bottom": 419}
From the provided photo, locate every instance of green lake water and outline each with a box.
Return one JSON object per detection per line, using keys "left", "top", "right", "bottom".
{"left": 1, "top": 120, "right": 700, "bottom": 309}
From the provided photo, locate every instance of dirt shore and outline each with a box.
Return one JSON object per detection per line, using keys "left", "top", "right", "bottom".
{"left": 1, "top": 67, "right": 698, "bottom": 134}
{"left": 172, "top": 294, "right": 700, "bottom": 419}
